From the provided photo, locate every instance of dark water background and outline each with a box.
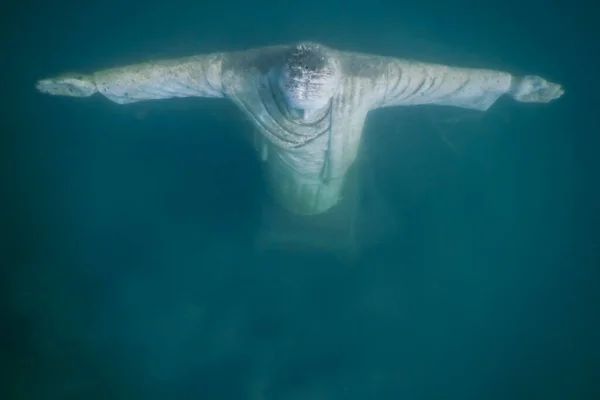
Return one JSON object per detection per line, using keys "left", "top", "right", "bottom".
{"left": 1, "top": 0, "right": 599, "bottom": 398}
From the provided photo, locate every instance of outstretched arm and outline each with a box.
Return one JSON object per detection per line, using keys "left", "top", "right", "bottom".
{"left": 372, "top": 58, "right": 563, "bottom": 111}
{"left": 36, "top": 53, "right": 225, "bottom": 104}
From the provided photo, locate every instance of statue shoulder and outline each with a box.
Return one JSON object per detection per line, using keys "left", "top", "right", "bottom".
{"left": 221, "top": 45, "right": 291, "bottom": 75}
{"left": 336, "top": 50, "right": 391, "bottom": 80}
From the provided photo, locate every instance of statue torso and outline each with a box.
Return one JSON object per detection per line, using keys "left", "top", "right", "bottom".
{"left": 220, "top": 47, "right": 374, "bottom": 215}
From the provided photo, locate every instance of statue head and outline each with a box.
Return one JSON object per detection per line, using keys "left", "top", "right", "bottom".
{"left": 278, "top": 42, "right": 341, "bottom": 111}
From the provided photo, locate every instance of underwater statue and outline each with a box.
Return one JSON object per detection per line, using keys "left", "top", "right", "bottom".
{"left": 37, "top": 41, "right": 564, "bottom": 256}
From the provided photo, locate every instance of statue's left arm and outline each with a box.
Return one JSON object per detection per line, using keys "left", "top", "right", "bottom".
{"left": 368, "top": 57, "right": 564, "bottom": 111}
{"left": 36, "top": 53, "right": 226, "bottom": 104}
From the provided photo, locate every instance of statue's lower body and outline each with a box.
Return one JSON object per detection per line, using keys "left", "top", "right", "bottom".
{"left": 253, "top": 159, "right": 396, "bottom": 260}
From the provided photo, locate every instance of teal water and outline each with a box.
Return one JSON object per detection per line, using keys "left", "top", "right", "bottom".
{"left": 1, "top": 1, "right": 598, "bottom": 398}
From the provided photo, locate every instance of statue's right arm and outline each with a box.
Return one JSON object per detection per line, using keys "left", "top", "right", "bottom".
{"left": 36, "top": 53, "right": 225, "bottom": 104}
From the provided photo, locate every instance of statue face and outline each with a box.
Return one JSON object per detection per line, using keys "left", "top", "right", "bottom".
{"left": 278, "top": 42, "right": 340, "bottom": 111}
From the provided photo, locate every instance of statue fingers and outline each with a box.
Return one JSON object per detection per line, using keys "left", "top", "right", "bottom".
{"left": 36, "top": 74, "right": 96, "bottom": 97}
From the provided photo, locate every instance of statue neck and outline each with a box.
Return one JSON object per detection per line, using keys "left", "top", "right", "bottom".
{"left": 288, "top": 104, "right": 330, "bottom": 123}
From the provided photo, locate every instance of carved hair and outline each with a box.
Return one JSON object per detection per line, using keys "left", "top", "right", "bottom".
{"left": 280, "top": 42, "right": 340, "bottom": 102}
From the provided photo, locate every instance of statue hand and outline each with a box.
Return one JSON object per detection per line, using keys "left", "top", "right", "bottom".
{"left": 509, "top": 75, "right": 564, "bottom": 103}
{"left": 36, "top": 73, "right": 97, "bottom": 97}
